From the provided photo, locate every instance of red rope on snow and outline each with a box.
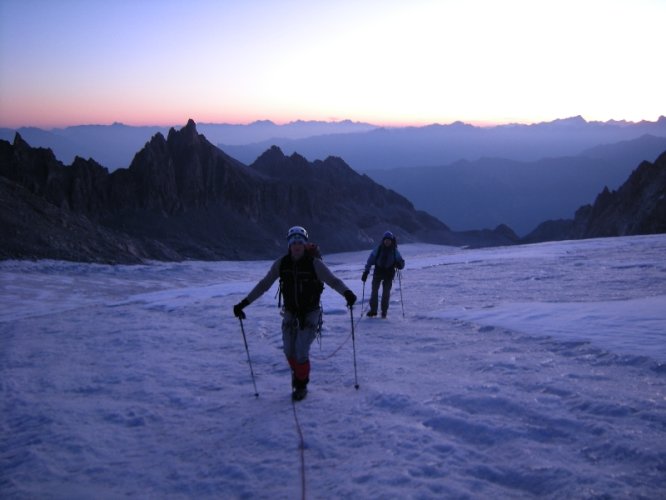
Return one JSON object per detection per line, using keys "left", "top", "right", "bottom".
{"left": 292, "top": 399, "right": 307, "bottom": 500}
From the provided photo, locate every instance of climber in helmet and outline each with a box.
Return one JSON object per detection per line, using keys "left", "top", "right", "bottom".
{"left": 361, "top": 230, "right": 405, "bottom": 318}
{"left": 233, "top": 226, "right": 357, "bottom": 401}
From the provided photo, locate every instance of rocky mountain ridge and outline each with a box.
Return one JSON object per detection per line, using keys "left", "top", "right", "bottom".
{"left": 0, "top": 120, "right": 515, "bottom": 263}
{"left": 524, "top": 151, "right": 666, "bottom": 242}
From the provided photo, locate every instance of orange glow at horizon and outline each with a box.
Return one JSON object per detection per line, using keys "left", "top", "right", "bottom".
{"left": 2, "top": 109, "right": 663, "bottom": 130}
{"left": 1, "top": 1, "right": 664, "bottom": 130}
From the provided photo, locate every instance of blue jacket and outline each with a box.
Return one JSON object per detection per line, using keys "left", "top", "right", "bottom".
{"left": 364, "top": 243, "right": 405, "bottom": 278}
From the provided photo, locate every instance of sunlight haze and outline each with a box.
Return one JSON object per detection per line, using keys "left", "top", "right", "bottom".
{"left": 0, "top": 0, "right": 664, "bottom": 128}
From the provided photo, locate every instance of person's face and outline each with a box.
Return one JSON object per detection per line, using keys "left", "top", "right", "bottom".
{"left": 383, "top": 238, "right": 392, "bottom": 246}
{"left": 290, "top": 241, "right": 305, "bottom": 259}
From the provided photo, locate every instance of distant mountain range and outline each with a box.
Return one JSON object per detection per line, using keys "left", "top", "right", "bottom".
{"left": 1, "top": 116, "right": 664, "bottom": 172}
{"left": 369, "top": 134, "right": 666, "bottom": 235}
{"left": 0, "top": 121, "right": 515, "bottom": 263}
{"left": 219, "top": 116, "right": 666, "bottom": 170}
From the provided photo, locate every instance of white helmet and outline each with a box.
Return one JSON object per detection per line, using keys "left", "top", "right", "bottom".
{"left": 286, "top": 226, "right": 309, "bottom": 247}
{"left": 287, "top": 226, "right": 308, "bottom": 241}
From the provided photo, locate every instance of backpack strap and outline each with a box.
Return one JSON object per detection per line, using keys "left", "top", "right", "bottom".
{"left": 276, "top": 253, "right": 290, "bottom": 308}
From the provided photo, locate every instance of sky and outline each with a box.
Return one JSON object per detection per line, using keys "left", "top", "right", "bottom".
{"left": 2, "top": 235, "right": 665, "bottom": 497}
{"left": 1, "top": 0, "right": 665, "bottom": 129}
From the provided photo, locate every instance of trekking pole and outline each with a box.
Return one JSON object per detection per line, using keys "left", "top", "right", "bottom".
{"left": 238, "top": 317, "right": 259, "bottom": 397}
{"left": 349, "top": 306, "right": 360, "bottom": 389}
{"left": 397, "top": 270, "right": 405, "bottom": 318}
{"left": 360, "top": 281, "right": 366, "bottom": 321}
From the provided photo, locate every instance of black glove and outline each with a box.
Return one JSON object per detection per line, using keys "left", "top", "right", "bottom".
{"left": 233, "top": 298, "right": 249, "bottom": 319}
{"left": 344, "top": 290, "right": 357, "bottom": 307}
{"left": 396, "top": 262, "right": 404, "bottom": 270}
{"left": 361, "top": 271, "right": 368, "bottom": 282}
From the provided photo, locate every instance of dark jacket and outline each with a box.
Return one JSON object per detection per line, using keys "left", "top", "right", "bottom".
{"left": 364, "top": 243, "right": 405, "bottom": 279}
{"left": 244, "top": 253, "right": 351, "bottom": 308}
{"left": 279, "top": 254, "right": 323, "bottom": 314}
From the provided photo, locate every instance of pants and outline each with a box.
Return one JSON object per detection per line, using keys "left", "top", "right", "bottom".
{"left": 369, "top": 272, "right": 393, "bottom": 314}
{"left": 282, "top": 309, "right": 321, "bottom": 382}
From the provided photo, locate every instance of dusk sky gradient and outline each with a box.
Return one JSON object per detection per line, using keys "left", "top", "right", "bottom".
{"left": 1, "top": 0, "right": 664, "bottom": 129}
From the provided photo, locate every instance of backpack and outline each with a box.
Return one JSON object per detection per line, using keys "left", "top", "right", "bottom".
{"left": 373, "top": 237, "right": 399, "bottom": 269}
{"left": 276, "top": 241, "right": 325, "bottom": 337}
{"left": 276, "top": 241, "right": 324, "bottom": 307}
{"left": 304, "top": 242, "right": 322, "bottom": 260}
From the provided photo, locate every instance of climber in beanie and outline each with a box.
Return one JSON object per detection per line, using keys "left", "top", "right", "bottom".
{"left": 362, "top": 230, "right": 405, "bottom": 318}
{"left": 233, "top": 226, "right": 357, "bottom": 401}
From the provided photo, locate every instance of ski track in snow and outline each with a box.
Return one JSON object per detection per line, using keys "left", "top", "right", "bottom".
{"left": 1, "top": 235, "right": 666, "bottom": 499}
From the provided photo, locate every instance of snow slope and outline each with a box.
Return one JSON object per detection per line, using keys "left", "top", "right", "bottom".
{"left": 2, "top": 235, "right": 665, "bottom": 499}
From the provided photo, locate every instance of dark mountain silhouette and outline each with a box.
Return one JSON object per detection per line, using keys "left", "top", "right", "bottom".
{"left": 368, "top": 135, "right": 666, "bottom": 236}
{"left": 0, "top": 120, "right": 514, "bottom": 263}
{"left": 523, "top": 151, "right": 666, "bottom": 242}
{"left": 0, "top": 120, "right": 376, "bottom": 171}
{"left": 0, "top": 124, "right": 171, "bottom": 173}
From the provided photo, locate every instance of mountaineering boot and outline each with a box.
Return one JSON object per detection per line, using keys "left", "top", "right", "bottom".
{"left": 292, "top": 378, "right": 309, "bottom": 401}
{"left": 366, "top": 310, "right": 377, "bottom": 317}
{"left": 292, "top": 386, "right": 307, "bottom": 401}
{"left": 381, "top": 311, "right": 387, "bottom": 318}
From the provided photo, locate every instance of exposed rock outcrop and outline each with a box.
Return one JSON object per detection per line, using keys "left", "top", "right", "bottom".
{"left": 1, "top": 120, "right": 512, "bottom": 262}
{"left": 524, "top": 151, "right": 666, "bottom": 242}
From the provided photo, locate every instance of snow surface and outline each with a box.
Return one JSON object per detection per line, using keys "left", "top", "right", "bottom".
{"left": 2, "top": 234, "right": 666, "bottom": 499}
